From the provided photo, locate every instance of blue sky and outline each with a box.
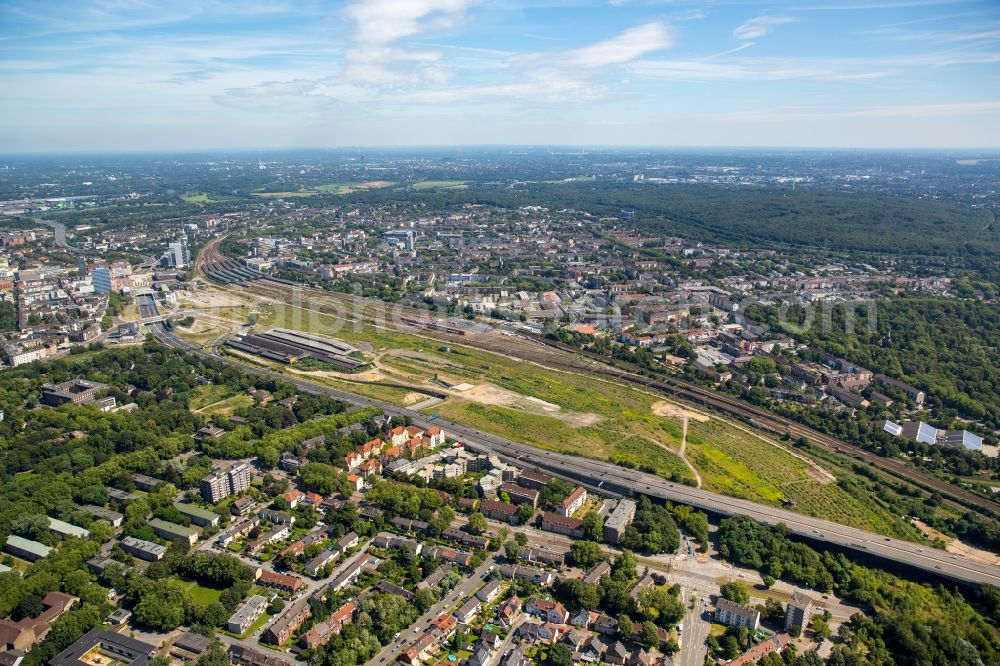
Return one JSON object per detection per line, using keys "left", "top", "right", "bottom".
{"left": 1, "top": 0, "right": 999, "bottom": 151}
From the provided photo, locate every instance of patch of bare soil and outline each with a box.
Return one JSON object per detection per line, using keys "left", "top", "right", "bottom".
{"left": 401, "top": 392, "right": 427, "bottom": 406}
{"left": 652, "top": 400, "right": 710, "bottom": 422}
{"left": 912, "top": 519, "right": 1000, "bottom": 565}
{"left": 458, "top": 382, "right": 603, "bottom": 427}
{"left": 385, "top": 348, "right": 461, "bottom": 367}
{"left": 184, "top": 288, "right": 252, "bottom": 309}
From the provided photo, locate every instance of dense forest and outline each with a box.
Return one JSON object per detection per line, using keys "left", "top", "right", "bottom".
{"left": 749, "top": 297, "right": 1000, "bottom": 430}
{"left": 334, "top": 182, "right": 1000, "bottom": 262}
{"left": 718, "top": 516, "right": 1000, "bottom": 666}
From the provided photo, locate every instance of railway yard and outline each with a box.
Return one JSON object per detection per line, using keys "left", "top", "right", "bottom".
{"left": 194, "top": 237, "right": 998, "bottom": 519}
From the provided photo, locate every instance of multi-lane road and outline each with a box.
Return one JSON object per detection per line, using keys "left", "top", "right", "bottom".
{"left": 148, "top": 323, "right": 1000, "bottom": 589}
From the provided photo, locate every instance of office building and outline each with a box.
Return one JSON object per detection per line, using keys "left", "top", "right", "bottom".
{"left": 384, "top": 229, "right": 415, "bottom": 251}
{"left": 161, "top": 237, "right": 190, "bottom": 269}
{"left": 40, "top": 379, "right": 107, "bottom": 406}
{"left": 91, "top": 267, "right": 112, "bottom": 294}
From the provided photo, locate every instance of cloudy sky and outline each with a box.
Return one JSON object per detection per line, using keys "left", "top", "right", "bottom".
{"left": 2, "top": 0, "right": 999, "bottom": 151}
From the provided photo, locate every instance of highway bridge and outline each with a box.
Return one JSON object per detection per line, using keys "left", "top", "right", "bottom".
{"left": 148, "top": 322, "right": 1000, "bottom": 589}
{"left": 41, "top": 219, "right": 81, "bottom": 254}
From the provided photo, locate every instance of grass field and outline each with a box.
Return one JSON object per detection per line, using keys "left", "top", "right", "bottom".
{"left": 412, "top": 180, "right": 467, "bottom": 190}
{"left": 200, "top": 394, "right": 255, "bottom": 417}
{"left": 175, "top": 323, "right": 230, "bottom": 346}
{"left": 180, "top": 192, "right": 220, "bottom": 204}
{"left": 188, "top": 384, "right": 233, "bottom": 410}
{"left": 181, "top": 579, "right": 223, "bottom": 605}
{"left": 316, "top": 181, "right": 397, "bottom": 194}
{"left": 250, "top": 190, "right": 318, "bottom": 198}
{"left": 686, "top": 419, "right": 920, "bottom": 537}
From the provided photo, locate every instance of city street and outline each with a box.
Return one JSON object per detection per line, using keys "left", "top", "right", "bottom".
{"left": 675, "top": 588, "right": 710, "bottom": 666}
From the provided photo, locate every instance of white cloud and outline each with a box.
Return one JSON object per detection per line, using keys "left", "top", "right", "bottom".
{"left": 732, "top": 16, "right": 800, "bottom": 40}
{"left": 711, "top": 100, "right": 1000, "bottom": 122}
{"left": 340, "top": 0, "right": 481, "bottom": 87}
{"left": 562, "top": 21, "right": 675, "bottom": 68}
{"left": 630, "top": 56, "right": 891, "bottom": 82}
{"left": 344, "top": 0, "right": 478, "bottom": 46}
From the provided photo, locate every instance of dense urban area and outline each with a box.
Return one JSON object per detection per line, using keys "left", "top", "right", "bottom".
{"left": 0, "top": 149, "right": 998, "bottom": 666}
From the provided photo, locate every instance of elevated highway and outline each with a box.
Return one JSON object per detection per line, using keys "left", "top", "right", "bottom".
{"left": 149, "top": 322, "right": 1000, "bottom": 589}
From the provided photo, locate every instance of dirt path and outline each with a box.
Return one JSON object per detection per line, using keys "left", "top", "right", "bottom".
{"left": 677, "top": 415, "right": 704, "bottom": 488}
{"left": 912, "top": 519, "right": 1000, "bottom": 565}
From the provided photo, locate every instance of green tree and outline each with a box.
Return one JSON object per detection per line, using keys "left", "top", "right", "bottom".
{"left": 467, "top": 512, "right": 488, "bottom": 535}
{"left": 810, "top": 616, "right": 832, "bottom": 641}
{"left": 612, "top": 550, "right": 637, "bottom": 582}
{"left": 545, "top": 643, "right": 573, "bottom": 666}
{"left": 300, "top": 462, "right": 348, "bottom": 496}
{"left": 133, "top": 579, "right": 187, "bottom": 630}
{"left": 639, "top": 621, "right": 660, "bottom": 649}
{"left": 636, "top": 587, "right": 684, "bottom": 627}
{"left": 569, "top": 541, "right": 604, "bottom": 568}
{"left": 617, "top": 614, "right": 633, "bottom": 638}
{"left": 720, "top": 581, "right": 750, "bottom": 605}
{"left": 202, "top": 602, "right": 228, "bottom": 628}
{"left": 582, "top": 511, "right": 603, "bottom": 542}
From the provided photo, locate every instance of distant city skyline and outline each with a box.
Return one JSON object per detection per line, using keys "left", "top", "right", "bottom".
{"left": 2, "top": 0, "right": 999, "bottom": 152}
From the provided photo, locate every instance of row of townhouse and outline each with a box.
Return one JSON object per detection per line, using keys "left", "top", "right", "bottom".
{"left": 299, "top": 600, "right": 357, "bottom": 650}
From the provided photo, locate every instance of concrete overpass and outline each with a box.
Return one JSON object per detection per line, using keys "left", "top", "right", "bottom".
{"left": 148, "top": 323, "right": 1000, "bottom": 589}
